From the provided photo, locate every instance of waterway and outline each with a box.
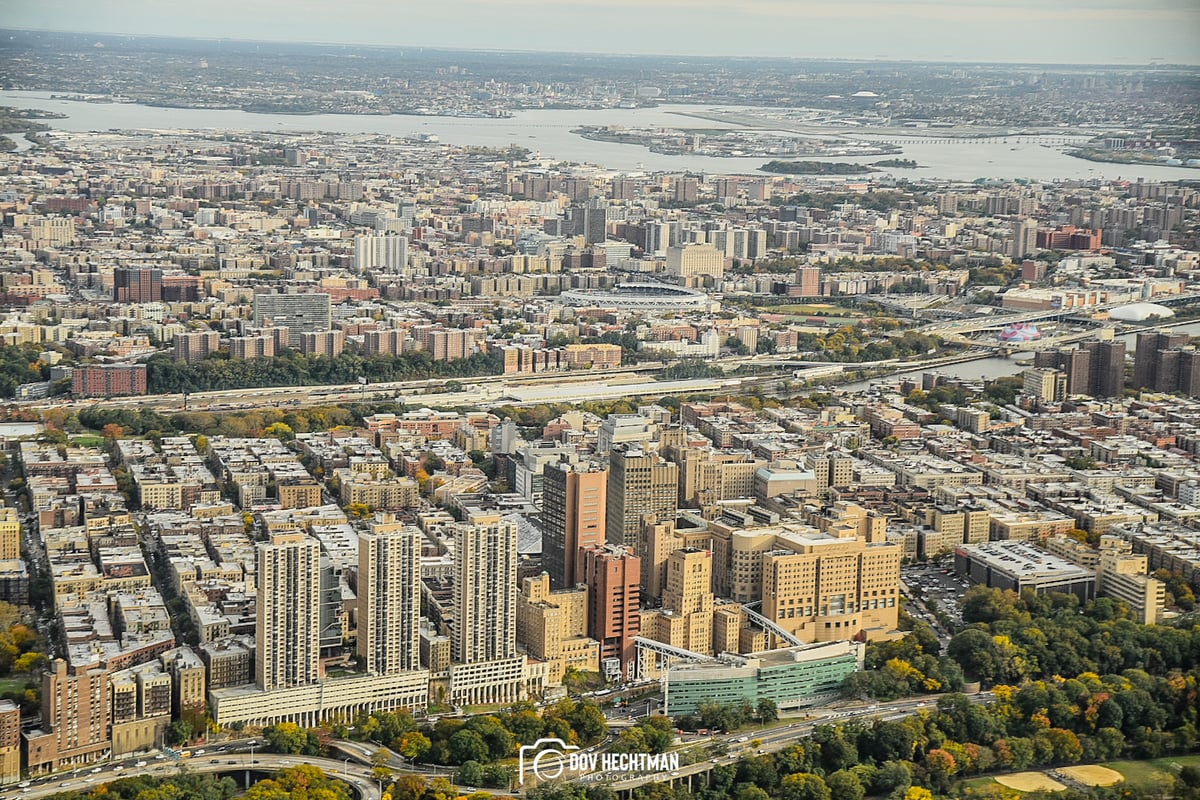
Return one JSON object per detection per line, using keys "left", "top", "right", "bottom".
{"left": 1, "top": 91, "right": 1196, "bottom": 183}
{"left": 841, "top": 321, "right": 1200, "bottom": 391}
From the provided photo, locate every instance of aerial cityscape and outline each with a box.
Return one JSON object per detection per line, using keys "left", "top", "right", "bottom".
{"left": 0, "top": 10, "right": 1197, "bottom": 800}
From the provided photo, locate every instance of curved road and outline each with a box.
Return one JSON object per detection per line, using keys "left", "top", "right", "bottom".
{"left": 11, "top": 752, "right": 387, "bottom": 800}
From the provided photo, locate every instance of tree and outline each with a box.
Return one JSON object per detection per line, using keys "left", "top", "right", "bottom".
{"left": 923, "top": 748, "right": 957, "bottom": 792}
{"left": 465, "top": 715, "right": 515, "bottom": 760}
{"left": 263, "top": 422, "right": 295, "bottom": 441}
{"left": 245, "top": 764, "right": 350, "bottom": 800}
{"left": 780, "top": 772, "right": 831, "bottom": 800}
{"left": 825, "top": 770, "right": 864, "bottom": 800}
{"left": 264, "top": 722, "right": 308, "bottom": 754}
{"left": 371, "top": 746, "right": 393, "bottom": 774}
{"left": 391, "top": 774, "right": 428, "bottom": 800}
{"left": 165, "top": 718, "right": 193, "bottom": 746}
{"left": 756, "top": 698, "right": 779, "bottom": 723}
{"left": 947, "top": 628, "right": 1000, "bottom": 684}
{"left": 871, "top": 760, "right": 912, "bottom": 796}
{"left": 564, "top": 699, "right": 608, "bottom": 743}
{"left": 447, "top": 729, "right": 489, "bottom": 765}
{"left": 396, "top": 731, "right": 431, "bottom": 761}
{"left": 457, "top": 760, "right": 485, "bottom": 786}
{"left": 735, "top": 787, "right": 771, "bottom": 800}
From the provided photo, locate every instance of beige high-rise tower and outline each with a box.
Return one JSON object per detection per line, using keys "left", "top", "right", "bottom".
{"left": 256, "top": 532, "right": 321, "bottom": 691}
{"left": 606, "top": 445, "right": 678, "bottom": 550}
{"left": 641, "top": 547, "right": 717, "bottom": 656}
{"left": 358, "top": 514, "right": 422, "bottom": 675}
{"left": 453, "top": 512, "right": 518, "bottom": 664}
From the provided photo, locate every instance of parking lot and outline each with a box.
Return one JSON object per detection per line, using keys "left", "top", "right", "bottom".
{"left": 902, "top": 559, "right": 971, "bottom": 630}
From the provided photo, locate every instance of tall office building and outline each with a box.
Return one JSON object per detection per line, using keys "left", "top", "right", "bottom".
{"left": 1022, "top": 367, "right": 1066, "bottom": 404}
{"left": 1035, "top": 347, "right": 1092, "bottom": 396}
{"left": 229, "top": 335, "right": 275, "bottom": 360}
{"left": 354, "top": 233, "right": 408, "bottom": 273}
{"left": 299, "top": 330, "right": 345, "bottom": 358}
{"left": 653, "top": 547, "right": 715, "bottom": 655}
{"left": 0, "top": 699, "right": 18, "bottom": 785}
{"left": 173, "top": 331, "right": 220, "bottom": 364}
{"left": 665, "top": 244, "right": 724, "bottom": 278}
{"left": 1180, "top": 351, "right": 1200, "bottom": 398}
{"left": 358, "top": 516, "right": 422, "bottom": 674}
{"left": 252, "top": 292, "right": 332, "bottom": 347}
{"left": 0, "top": 508, "right": 19, "bottom": 561}
{"left": 750, "top": 528, "right": 902, "bottom": 643}
{"left": 25, "top": 660, "right": 110, "bottom": 774}
{"left": 1083, "top": 341, "right": 1126, "bottom": 398}
{"left": 582, "top": 544, "right": 641, "bottom": 681}
{"left": 256, "top": 532, "right": 321, "bottom": 691}
{"left": 542, "top": 460, "right": 607, "bottom": 589}
{"left": 1133, "top": 330, "right": 1191, "bottom": 391}
{"left": 453, "top": 512, "right": 518, "bottom": 664}
{"left": 606, "top": 445, "right": 678, "bottom": 550}
{"left": 429, "top": 329, "right": 471, "bottom": 361}
{"left": 113, "top": 267, "right": 162, "bottom": 303}
{"left": 796, "top": 266, "right": 822, "bottom": 297}
{"left": 644, "top": 221, "right": 671, "bottom": 256}
{"left": 29, "top": 217, "right": 75, "bottom": 247}
{"left": 1011, "top": 218, "right": 1039, "bottom": 259}
{"left": 72, "top": 365, "right": 147, "bottom": 398}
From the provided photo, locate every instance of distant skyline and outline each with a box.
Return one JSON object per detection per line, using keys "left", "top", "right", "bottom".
{"left": 1, "top": 0, "right": 1198, "bottom": 65}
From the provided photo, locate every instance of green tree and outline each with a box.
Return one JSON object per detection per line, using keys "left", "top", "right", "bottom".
{"left": 756, "top": 698, "right": 779, "bottom": 723}
{"left": 264, "top": 721, "right": 308, "bottom": 754}
{"left": 447, "top": 729, "right": 489, "bottom": 764}
{"left": 826, "top": 770, "right": 865, "bottom": 800}
{"left": 780, "top": 772, "right": 831, "bottom": 800}
{"left": 457, "top": 760, "right": 485, "bottom": 786}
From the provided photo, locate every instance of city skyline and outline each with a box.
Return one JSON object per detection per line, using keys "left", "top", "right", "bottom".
{"left": 1, "top": 0, "right": 1198, "bottom": 65}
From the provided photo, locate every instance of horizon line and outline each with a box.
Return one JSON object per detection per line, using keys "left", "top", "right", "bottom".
{"left": 2, "top": 26, "right": 1197, "bottom": 69}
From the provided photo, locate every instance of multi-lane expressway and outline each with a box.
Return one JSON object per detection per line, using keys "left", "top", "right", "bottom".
{"left": 4, "top": 693, "right": 993, "bottom": 798}
{"left": 595, "top": 692, "right": 994, "bottom": 792}
{"left": 10, "top": 751, "right": 388, "bottom": 800}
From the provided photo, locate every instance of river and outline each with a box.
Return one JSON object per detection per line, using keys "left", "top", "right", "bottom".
{"left": 1, "top": 91, "right": 1195, "bottom": 183}
{"left": 841, "top": 321, "right": 1200, "bottom": 391}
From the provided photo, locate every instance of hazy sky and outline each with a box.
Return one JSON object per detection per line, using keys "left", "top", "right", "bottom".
{"left": 2, "top": 0, "right": 1198, "bottom": 64}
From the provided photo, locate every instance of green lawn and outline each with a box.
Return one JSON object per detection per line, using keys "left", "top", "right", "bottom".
{"left": 71, "top": 434, "right": 105, "bottom": 447}
{"left": 1106, "top": 755, "right": 1200, "bottom": 791}
{"left": 0, "top": 676, "right": 31, "bottom": 695}
{"left": 958, "top": 776, "right": 1001, "bottom": 792}
{"left": 957, "top": 755, "right": 1200, "bottom": 794}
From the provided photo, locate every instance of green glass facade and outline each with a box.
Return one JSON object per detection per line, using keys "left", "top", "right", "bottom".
{"left": 665, "top": 645, "right": 860, "bottom": 716}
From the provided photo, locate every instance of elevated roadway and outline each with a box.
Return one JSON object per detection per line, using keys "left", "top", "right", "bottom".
{"left": 13, "top": 751, "right": 389, "bottom": 800}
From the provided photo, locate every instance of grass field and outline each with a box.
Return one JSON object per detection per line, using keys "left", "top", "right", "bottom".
{"left": 71, "top": 434, "right": 105, "bottom": 447}
{"left": 1105, "top": 755, "right": 1200, "bottom": 791}
{"left": 995, "top": 772, "right": 1066, "bottom": 792}
{"left": 959, "top": 755, "right": 1200, "bottom": 795}
{"left": 769, "top": 304, "right": 867, "bottom": 317}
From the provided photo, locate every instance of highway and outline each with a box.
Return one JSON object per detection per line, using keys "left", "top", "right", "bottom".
{"left": 3, "top": 692, "right": 994, "bottom": 797}
{"left": 595, "top": 692, "right": 994, "bottom": 791}
{"left": 10, "top": 750, "right": 388, "bottom": 800}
